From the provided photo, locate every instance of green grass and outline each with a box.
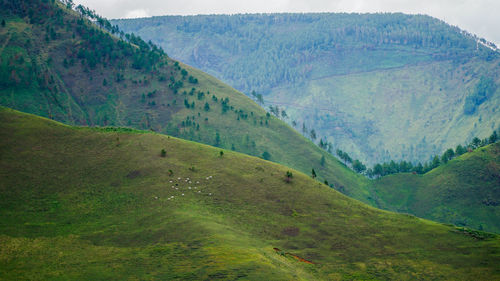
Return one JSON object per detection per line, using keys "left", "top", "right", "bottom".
{"left": 1, "top": 107, "right": 500, "bottom": 280}
{"left": 368, "top": 142, "right": 500, "bottom": 233}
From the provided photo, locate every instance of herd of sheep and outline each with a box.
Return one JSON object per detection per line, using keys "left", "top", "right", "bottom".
{"left": 155, "top": 175, "right": 215, "bottom": 201}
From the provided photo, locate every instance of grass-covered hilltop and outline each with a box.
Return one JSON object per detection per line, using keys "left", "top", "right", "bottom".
{"left": 368, "top": 142, "right": 500, "bottom": 233}
{"left": 114, "top": 13, "right": 500, "bottom": 166}
{"left": 1, "top": 107, "right": 500, "bottom": 280}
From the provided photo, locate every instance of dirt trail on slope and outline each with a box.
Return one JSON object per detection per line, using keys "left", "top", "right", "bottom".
{"left": 273, "top": 247, "right": 315, "bottom": 264}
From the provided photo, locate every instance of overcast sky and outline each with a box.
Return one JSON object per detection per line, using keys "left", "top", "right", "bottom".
{"left": 74, "top": 0, "right": 500, "bottom": 47}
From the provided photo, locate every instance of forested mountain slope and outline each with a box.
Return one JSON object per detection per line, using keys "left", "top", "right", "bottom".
{"left": 114, "top": 13, "right": 500, "bottom": 165}
{"left": 0, "top": 0, "right": 367, "bottom": 195}
{"left": 1, "top": 107, "right": 500, "bottom": 280}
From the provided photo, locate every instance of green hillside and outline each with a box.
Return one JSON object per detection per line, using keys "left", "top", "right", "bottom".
{"left": 367, "top": 142, "right": 500, "bottom": 233}
{"left": 2, "top": 107, "right": 500, "bottom": 280}
{"left": 114, "top": 13, "right": 500, "bottom": 165}
{"left": 0, "top": 0, "right": 367, "bottom": 197}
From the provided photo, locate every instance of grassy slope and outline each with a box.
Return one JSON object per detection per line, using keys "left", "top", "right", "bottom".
{"left": 0, "top": 1, "right": 368, "bottom": 198}
{"left": 368, "top": 142, "right": 500, "bottom": 233}
{"left": 1, "top": 107, "right": 500, "bottom": 280}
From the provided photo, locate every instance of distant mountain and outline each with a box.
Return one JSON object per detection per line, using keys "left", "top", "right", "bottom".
{"left": 113, "top": 13, "right": 500, "bottom": 166}
{"left": 0, "top": 0, "right": 365, "bottom": 195}
{"left": 2, "top": 106, "right": 500, "bottom": 280}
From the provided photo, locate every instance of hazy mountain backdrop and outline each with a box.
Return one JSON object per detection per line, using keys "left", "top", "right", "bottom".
{"left": 113, "top": 14, "right": 500, "bottom": 165}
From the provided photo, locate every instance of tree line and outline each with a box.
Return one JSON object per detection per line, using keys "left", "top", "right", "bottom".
{"left": 335, "top": 130, "right": 499, "bottom": 178}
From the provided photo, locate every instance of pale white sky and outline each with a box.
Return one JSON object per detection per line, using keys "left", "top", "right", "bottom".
{"left": 74, "top": 0, "right": 500, "bottom": 47}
